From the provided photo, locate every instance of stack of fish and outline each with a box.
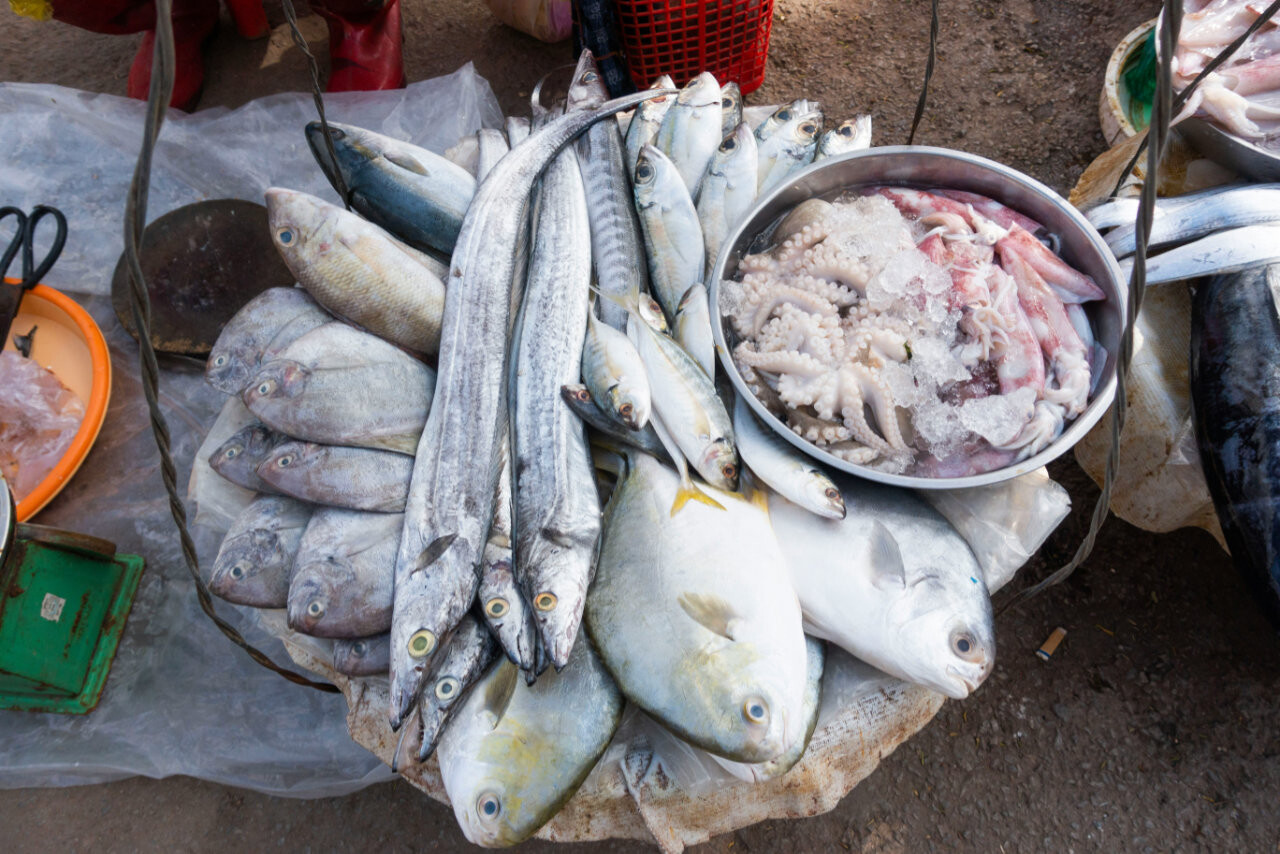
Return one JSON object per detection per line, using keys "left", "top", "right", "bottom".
{"left": 201, "top": 51, "right": 998, "bottom": 848}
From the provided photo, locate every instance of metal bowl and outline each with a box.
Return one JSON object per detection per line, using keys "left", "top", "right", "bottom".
{"left": 708, "top": 146, "right": 1127, "bottom": 490}
{"left": 1178, "top": 116, "right": 1280, "bottom": 182}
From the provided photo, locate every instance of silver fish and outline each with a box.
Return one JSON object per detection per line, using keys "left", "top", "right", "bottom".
{"left": 1117, "top": 224, "right": 1280, "bottom": 284}
{"left": 208, "top": 423, "right": 289, "bottom": 494}
{"left": 256, "top": 441, "right": 412, "bottom": 513}
{"left": 673, "top": 283, "right": 715, "bottom": 377}
{"left": 333, "top": 633, "right": 390, "bottom": 677}
{"left": 476, "top": 128, "right": 510, "bottom": 182}
{"left": 437, "top": 642, "right": 623, "bottom": 847}
{"left": 389, "top": 87, "right": 676, "bottom": 728}
{"left": 634, "top": 144, "right": 705, "bottom": 320}
{"left": 771, "top": 475, "right": 995, "bottom": 699}
{"left": 582, "top": 304, "right": 651, "bottom": 430}
{"left": 265, "top": 188, "right": 448, "bottom": 355}
{"left": 243, "top": 322, "right": 435, "bottom": 455}
{"left": 720, "top": 81, "right": 743, "bottom": 139}
{"left": 754, "top": 99, "right": 821, "bottom": 140}
{"left": 586, "top": 453, "right": 808, "bottom": 762}
{"left": 512, "top": 137, "right": 600, "bottom": 669}
{"left": 733, "top": 394, "right": 845, "bottom": 519}
{"left": 288, "top": 508, "right": 402, "bottom": 639}
{"left": 655, "top": 71, "right": 723, "bottom": 198}
{"left": 205, "top": 287, "right": 329, "bottom": 394}
{"left": 207, "top": 495, "right": 312, "bottom": 608}
{"left": 1106, "top": 187, "right": 1280, "bottom": 257}
{"left": 416, "top": 614, "right": 501, "bottom": 761}
{"left": 569, "top": 50, "right": 651, "bottom": 332}
{"left": 624, "top": 74, "right": 676, "bottom": 180}
{"left": 478, "top": 543, "right": 540, "bottom": 677}
{"left": 757, "top": 106, "right": 823, "bottom": 194}
{"left": 304, "top": 121, "right": 476, "bottom": 255}
{"left": 505, "top": 117, "right": 531, "bottom": 147}
{"left": 697, "top": 122, "right": 759, "bottom": 276}
{"left": 560, "top": 384, "right": 669, "bottom": 461}
{"left": 814, "top": 115, "right": 872, "bottom": 160}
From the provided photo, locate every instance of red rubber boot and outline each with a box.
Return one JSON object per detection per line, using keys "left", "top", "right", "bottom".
{"left": 312, "top": 0, "right": 406, "bottom": 92}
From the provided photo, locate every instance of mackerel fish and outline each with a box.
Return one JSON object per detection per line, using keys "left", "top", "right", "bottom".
{"left": 733, "top": 393, "right": 845, "bottom": 519}
{"left": 624, "top": 75, "right": 676, "bottom": 180}
{"left": 697, "top": 122, "right": 759, "bottom": 277}
{"left": 719, "top": 81, "right": 743, "bottom": 139}
{"left": 673, "top": 282, "right": 715, "bottom": 377}
{"left": 634, "top": 144, "right": 705, "bottom": 320}
{"left": 655, "top": 71, "right": 723, "bottom": 198}
{"left": 814, "top": 115, "right": 872, "bottom": 160}
{"left": 582, "top": 304, "right": 651, "bottom": 430}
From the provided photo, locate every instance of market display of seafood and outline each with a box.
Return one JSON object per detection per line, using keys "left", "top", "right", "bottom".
{"left": 197, "top": 52, "right": 1077, "bottom": 847}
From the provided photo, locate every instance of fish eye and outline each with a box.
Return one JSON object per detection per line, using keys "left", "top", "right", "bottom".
{"left": 721, "top": 462, "right": 737, "bottom": 481}
{"left": 306, "top": 600, "right": 325, "bottom": 618}
{"left": 800, "top": 122, "right": 818, "bottom": 136}
{"left": 839, "top": 124, "right": 855, "bottom": 137}
{"left": 477, "top": 792, "right": 501, "bottom": 821}
{"left": 224, "top": 446, "right": 239, "bottom": 459}
{"left": 213, "top": 355, "right": 226, "bottom": 366}
{"left": 635, "top": 162, "right": 653, "bottom": 182}
{"left": 329, "top": 128, "right": 346, "bottom": 140}
{"left": 485, "top": 597, "right": 508, "bottom": 618}
{"left": 573, "top": 388, "right": 591, "bottom": 402}
{"left": 824, "top": 486, "right": 840, "bottom": 501}
{"left": 721, "top": 96, "right": 733, "bottom": 108}
{"left": 777, "top": 109, "right": 792, "bottom": 121}
{"left": 276, "top": 227, "right": 295, "bottom": 246}
{"left": 435, "top": 676, "right": 461, "bottom": 701}
{"left": 352, "top": 641, "right": 366, "bottom": 655}
{"left": 582, "top": 71, "right": 598, "bottom": 83}
{"left": 230, "top": 564, "right": 245, "bottom": 579}
{"left": 951, "top": 630, "right": 981, "bottom": 661}
{"left": 408, "top": 629, "right": 436, "bottom": 658}
{"left": 720, "top": 137, "right": 737, "bottom": 152}
{"left": 256, "top": 380, "right": 275, "bottom": 396}
{"left": 618, "top": 402, "right": 634, "bottom": 418}
{"left": 534, "top": 592, "right": 557, "bottom": 611}
{"left": 742, "top": 696, "right": 768, "bottom": 724}
{"left": 276, "top": 454, "right": 293, "bottom": 467}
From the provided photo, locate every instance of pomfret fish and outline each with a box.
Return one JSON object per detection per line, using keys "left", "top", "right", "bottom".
{"left": 634, "top": 144, "right": 705, "bottom": 320}
{"left": 437, "top": 642, "right": 623, "bottom": 847}
{"left": 257, "top": 441, "right": 412, "bottom": 513}
{"left": 770, "top": 474, "right": 995, "bottom": 699}
{"left": 814, "top": 115, "right": 873, "bottom": 160}
{"left": 208, "top": 495, "right": 312, "bottom": 608}
{"left": 417, "top": 614, "right": 501, "bottom": 760}
{"left": 305, "top": 121, "right": 476, "bottom": 255}
{"left": 582, "top": 305, "right": 652, "bottom": 430}
{"left": 390, "top": 87, "right": 676, "bottom": 729}
{"left": 288, "top": 508, "right": 402, "bottom": 639}
{"left": 697, "top": 122, "right": 759, "bottom": 276}
{"left": 585, "top": 454, "right": 808, "bottom": 762}
{"left": 205, "top": 287, "right": 329, "bottom": 394}
{"left": 673, "top": 283, "right": 715, "bottom": 377}
{"left": 265, "top": 188, "right": 448, "bottom": 355}
{"left": 624, "top": 75, "right": 676, "bottom": 181}
{"left": 243, "top": 322, "right": 435, "bottom": 455}
{"left": 333, "top": 633, "right": 390, "bottom": 677}
{"left": 757, "top": 106, "right": 823, "bottom": 194}
{"left": 655, "top": 71, "right": 723, "bottom": 198}
{"left": 733, "top": 394, "right": 845, "bottom": 519}
{"left": 719, "top": 81, "right": 743, "bottom": 139}
{"left": 208, "top": 423, "right": 289, "bottom": 494}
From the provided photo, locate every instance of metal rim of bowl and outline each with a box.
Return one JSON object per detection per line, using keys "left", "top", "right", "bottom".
{"left": 708, "top": 145, "right": 1127, "bottom": 490}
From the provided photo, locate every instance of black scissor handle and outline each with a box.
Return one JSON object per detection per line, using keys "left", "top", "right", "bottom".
{"left": 21, "top": 206, "right": 67, "bottom": 289}
{"left": 0, "top": 206, "right": 24, "bottom": 284}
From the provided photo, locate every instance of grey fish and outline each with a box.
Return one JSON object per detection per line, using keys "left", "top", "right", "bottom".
{"left": 288, "top": 508, "right": 402, "bottom": 639}
{"left": 771, "top": 474, "right": 995, "bottom": 699}
{"left": 635, "top": 144, "right": 705, "bottom": 320}
{"left": 305, "top": 120, "right": 476, "bottom": 255}
{"left": 569, "top": 50, "right": 651, "bottom": 332}
{"left": 243, "top": 321, "right": 435, "bottom": 455}
{"left": 333, "top": 633, "right": 390, "bottom": 677}
{"left": 256, "top": 441, "right": 412, "bottom": 513}
{"left": 478, "top": 543, "right": 540, "bottom": 677}
{"left": 389, "top": 87, "right": 676, "bottom": 729}
{"left": 733, "top": 393, "right": 845, "bottom": 520}
{"left": 586, "top": 453, "right": 808, "bottom": 762}
{"left": 205, "top": 287, "right": 329, "bottom": 394}
{"left": 1106, "top": 187, "right": 1280, "bottom": 257}
{"left": 697, "top": 122, "right": 759, "bottom": 277}
{"left": 624, "top": 74, "right": 676, "bottom": 180}
{"left": 476, "top": 128, "right": 510, "bottom": 182}
{"left": 757, "top": 106, "right": 823, "bottom": 194}
{"left": 265, "top": 188, "right": 449, "bottom": 355}
{"left": 673, "top": 283, "right": 715, "bottom": 377}
{"left": 416, "top": 614, "right": 501, "bottom": 761}
{"left": 655, "top": 71, "right": 723, "bottom": 198}
{"left": 208, "top": 423, "right": 289, "bottom": 494}
{"left": 1087, "top": 182, "right": 1280, "bottom": 231}
{"left": 720, "top": 81, "right": 743, "bottom": 139}
{"left": 560, "top": 384, "right": 670, "bottom": 461}
{"left": 207, "top": 495, "right": 313, "bottom": 608}
{"left": 582, "top": 304, "right": 651, "bottom": 430}
{"left": 512, "top": 134, "right": 600, "bottom": 669}
{"left": 437, "top": 642, "right": 623, "bottom": 847}
{"left": 814, "top": 115, "right": 873, "bottom": 160}
{"left": 1117, "top": 224, "right": 1280, "bottom": 284}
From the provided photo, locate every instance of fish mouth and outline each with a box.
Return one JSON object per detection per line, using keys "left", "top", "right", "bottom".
{"left": 943, "top": 664, "right": 987, "bottom": 698}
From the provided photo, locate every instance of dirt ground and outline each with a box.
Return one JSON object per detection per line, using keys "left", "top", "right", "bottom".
{"left": 7, "top": 1, "right": 1280, "bottom": 852}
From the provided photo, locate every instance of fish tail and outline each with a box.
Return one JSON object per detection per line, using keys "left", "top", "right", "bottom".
{"left": 671, "top": 474, "right": 726, "bottom": 515}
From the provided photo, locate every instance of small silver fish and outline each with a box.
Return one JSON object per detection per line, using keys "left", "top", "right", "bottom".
{"left": 697, "top": 122, "right": 759, "bottom": 277}
{"left": 673, "top": 283, "right": 715, "bottom": 377}
{"left": 624, "top": 75, "right": 676, "bottom": 180}
{"left": 582, "top": 304, "right": 652, "bottom": 430}
{"left": 814, "top": 115, "right": 873, "bottom": 160}
{"left": 720, "top": 81, "right": 743, "bottom": 139}
{"left": 655, "top": 71, "right": 723, "bottom": 197}
{"left": 288, "top": 508, "right": 402, "bottom": 639}
{"left": 560, "top": 384, "right": 670, "bottom": 461}
{"left": 208, "top": 495, "right": 313, "bottom": 608}
{"left": 634, "top": 144, "right": 705, "bottom": 320}
{"left": 205, "top": 287, "right": 329, "bottom": 394}
{"left": 733, "top": 394, "right": 845, "bottom": 520}
{"left": 757, "top": 106, "right": 823, "bottom": 194}
{"left": 256, "top": 441, "right": 412, "bottom": 513}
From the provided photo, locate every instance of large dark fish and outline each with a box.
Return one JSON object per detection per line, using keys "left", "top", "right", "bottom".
{"left": 1191, "top": 262, "right": 1280, "bottom": 628}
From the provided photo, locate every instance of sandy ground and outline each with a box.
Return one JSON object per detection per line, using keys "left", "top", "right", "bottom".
{"left": 6, "top": 1, "right": 1280, "bottom": 852}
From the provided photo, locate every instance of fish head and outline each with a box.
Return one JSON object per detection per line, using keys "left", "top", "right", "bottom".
{"left": 389, "top": 565, "right": 473, "bottom": 728}
{"left": 304, "top": 121, "right": 375, "bottom": 188}
{"left": 710, "top": 122, "right": 755, "bottom": 174}
{"left": 208, "top": 529, "right": 290, "bottom": 607}
{"left": 887, "top": 570, "right": 996, "bottom": 699}
{"left": 333, "top": 637, "right": 376, "bottom": 674}
{"left": 264, "top": 187, "right": 338, "bottom": 259}
{"left": 521, "top": 533, "right": 596, "bottom": 670}
{"left": 605, "top": 380, "right": 651, "bottom": 431}
{"left": 632, "top": 145, "right": 663, "bottom": 207}
{"left": 286, "top": 561, "right": 348, "bottom": 636}
{"left": 699, "top": 642, "right": 795, "bottom": 763}
{"left": 786, "top": 112, "right": 824, "bottom": 149}
{"left": 720, "top": 82, "right": 742, "bottom": 118}
{"left": 566, "top": 49, "right": 608, "bottom": 109}
{"left": 256, "top": 439, "right": 322, "bottom": 490}
{"left": 799, "top": 468, "right": 846, "bottom": 520}
{"left": 637, "top": 293, "right": 670, "bottom": 333}
{"left": 243, "top": 360, "right": 310, "bottom": 409}
{"left": 205, "top": 341, "right": 255, "bottom": 394}
{"left": 698, "top": 438, "right": 740, "bottom": 491}
{"left": 677, "top": 71, "right": 721, "bottom": 108}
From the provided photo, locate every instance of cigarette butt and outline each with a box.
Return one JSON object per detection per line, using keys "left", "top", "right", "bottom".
{"left": 1036, "top": 627, "right": 1067, "bottom": 661}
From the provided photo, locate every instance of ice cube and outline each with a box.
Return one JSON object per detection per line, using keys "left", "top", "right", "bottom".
{"left": 958, "top": 387, "right": 1037, "bottom": 445}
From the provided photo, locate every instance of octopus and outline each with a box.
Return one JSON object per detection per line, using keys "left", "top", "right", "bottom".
{"left": 722, "top": 188, "right": 1108, "bottom": 478}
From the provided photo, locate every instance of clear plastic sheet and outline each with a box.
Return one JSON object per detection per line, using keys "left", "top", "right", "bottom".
{"left": 0, "top": 351, "right": 85, "bottom": 502}
{"left": 0, "top": 67, "right": 502, "bottom": 796}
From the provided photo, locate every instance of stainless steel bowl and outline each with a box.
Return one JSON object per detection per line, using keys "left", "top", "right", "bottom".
{"left": 1179, "top": 116, "right": 1280, "bottom": 182}
{"left": 708, "top": 146, "right": 1127, "bottom": 489}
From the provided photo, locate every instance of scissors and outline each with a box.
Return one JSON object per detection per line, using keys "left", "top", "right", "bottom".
{"left": 1, "top": 205, "right": 67, "bottom": 358}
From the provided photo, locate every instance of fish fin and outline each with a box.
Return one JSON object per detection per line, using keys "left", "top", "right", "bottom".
{"left": 671, "top": 481, "right": 725, "bottom": 515}
{"left": 481, "top": 660, "right": 520, "bottom": 728}
{"left": 678, "top": 592, "right": 740, "bottom": 640}
{"left": 383, "top": 151, "right": 430, "bottom": 177}
{"left": 868, "top": 520, "right": 907, "bottom": 590}
{"left": 410, "top": 533, "right": 459, "bottom": 576}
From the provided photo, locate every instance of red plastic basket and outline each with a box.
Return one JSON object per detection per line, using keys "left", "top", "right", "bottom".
{"left": 613, "top": 0, "right": 776, "bottom": 95}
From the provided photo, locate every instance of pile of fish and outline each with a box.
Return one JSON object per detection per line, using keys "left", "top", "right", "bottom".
{"left": 202, "top": 51, "right": 1003, "bottom": 847}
